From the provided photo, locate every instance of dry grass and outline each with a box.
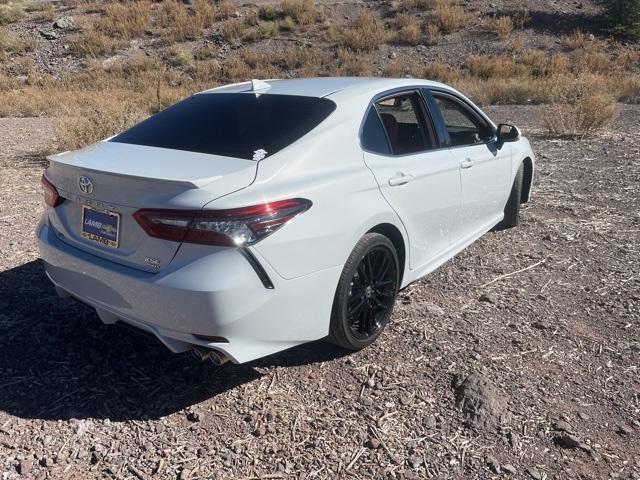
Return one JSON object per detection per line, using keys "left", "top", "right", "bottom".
{"left": 337, "top": 11, "right": 389, "bottom": 51}
{"left": 70, "top": 28, "right": 120, "bottom": 57}
{"left": 0, "top": 0, "right": 24, "bottom": 25}
{"left": 465, "top": 54, "right": 527, "bottom": 79}
{"left": 383, "top": 58, "right": 421, "bottom": 78}
{"left": 0, "top": 28, "right": 35, "bottom": 53}
{"left": 333, "top": 47, "right": 371, "bottom": 76}
{"left": 166, "top": 45, "right": 194, "bottom": 67}
{"left": 433, "top": 2, "right": 469, "bottom": 34}
{"left": 542, "top": 76, "right": 619, "bottom": 138}
{"left": 564, "top": 29, "right": 589, "bottom": 50}
{"left": 486, "top": 15, "right": 513, "bottom": 40}
{"left": 397, "top": 0, "right": 438, "bottom": 11}
{"left": 280, "top": 0, "right": 320, "bottom": 25}
{"left": 506, "top": 0, "right": 529, "bottom": 29}
{"left": 220, "top": 18, "right": 245, "bottom": 42}
{"left": 95, "top": 0, "right": 151, "bottom": 40}
{"left": 156, "top": 0, "right": 215, "bottom": 42}
{"left": 425, "top": 23, "right": 440, "bottom": 44}
{"left": 394, "top": 13, "right": 421, "bottom": 45}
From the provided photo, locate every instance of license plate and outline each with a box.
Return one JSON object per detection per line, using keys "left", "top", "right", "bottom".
{"left": 81, "top": 206, "right": 120, "bottom": 249}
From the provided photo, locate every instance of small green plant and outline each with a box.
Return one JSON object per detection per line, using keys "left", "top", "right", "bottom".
{"left": 597, "top": 0, "right": 640, "bottom": 39}
{"left": 258, "top": 20, "right": 279, "bottom": 38}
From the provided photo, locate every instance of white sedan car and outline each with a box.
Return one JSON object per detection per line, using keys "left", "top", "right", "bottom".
{"left": 38, "top": 77, "right": 535, "bottom": 365}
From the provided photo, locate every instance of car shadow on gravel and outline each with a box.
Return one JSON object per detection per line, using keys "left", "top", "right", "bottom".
{"left": 0, "top": 260, "right": 346, "bottom": 421}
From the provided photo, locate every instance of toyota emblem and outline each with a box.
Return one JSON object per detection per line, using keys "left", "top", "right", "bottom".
{"left": 78, "top": 176, "right": 94, "bottom": 194}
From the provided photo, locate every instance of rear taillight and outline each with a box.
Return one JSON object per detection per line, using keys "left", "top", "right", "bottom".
{"left": 133, "top": 198, "right": 312, "bottom": 247}
{"left": 41, "top": 175, "right": 63, "bottom": 207}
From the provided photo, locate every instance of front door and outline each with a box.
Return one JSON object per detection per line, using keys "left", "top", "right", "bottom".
{"left": 430, "top": 92, "right": 512, "bottom": 243}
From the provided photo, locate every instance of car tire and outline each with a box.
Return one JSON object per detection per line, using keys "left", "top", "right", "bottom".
{"left": 497, "top": 162, "right": 524, "bottom": 230}
{"left": 327, "top": 233, "right": 400, "bottom": 351}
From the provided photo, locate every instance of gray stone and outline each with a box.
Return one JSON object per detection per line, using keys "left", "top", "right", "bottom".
{"left": 53, "top": 16, "right": 75, "bottom": 30}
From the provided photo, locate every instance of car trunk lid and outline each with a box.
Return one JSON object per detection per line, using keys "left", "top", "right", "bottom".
{"left": 45, "top": 141, "right": 257, "bottom": 272}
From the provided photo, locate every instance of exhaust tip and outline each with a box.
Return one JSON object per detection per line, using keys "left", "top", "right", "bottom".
{"left": 191, "top": 346, "right": 229, "bottom": 366}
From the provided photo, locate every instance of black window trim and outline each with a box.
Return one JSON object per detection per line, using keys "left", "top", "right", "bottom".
{"left": 359, "top": 87, "right": 439, "bottom": 158}
{"left": 428, "top": 88, "right": 498, "bottom": 150}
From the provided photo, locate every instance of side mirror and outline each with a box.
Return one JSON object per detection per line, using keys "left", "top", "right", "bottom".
{"left": 496, "top": 123, "right": 520, "bottom": 149}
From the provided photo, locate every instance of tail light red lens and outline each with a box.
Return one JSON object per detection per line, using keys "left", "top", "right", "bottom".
{"left": 133, "top": 198, "right": 312, "bottom": 247}
{"left": 41, "top": 175, "right": 63, "bottom": 207}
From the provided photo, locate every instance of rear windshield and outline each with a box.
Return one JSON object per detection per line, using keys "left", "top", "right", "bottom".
{"left": 110, "top": 93, "right": 336, "bottom": 160}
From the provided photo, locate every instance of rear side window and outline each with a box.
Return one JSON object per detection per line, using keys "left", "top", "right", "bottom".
{"left": 110, "top": 93, "right": 336, "bottom": 160}
{"left": 361, "top": 107, "right": 391, "bottom": 155}
{"left": 374, "top": 93, "right": 432, "bottom": 155}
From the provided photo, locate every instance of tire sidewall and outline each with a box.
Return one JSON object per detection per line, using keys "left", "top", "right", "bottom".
{"left": 333, "top": 234, "right": 400, "bottom": 350}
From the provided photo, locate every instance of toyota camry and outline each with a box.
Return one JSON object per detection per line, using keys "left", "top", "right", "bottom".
{"left": 37, "top": 77, "right": 535, "bottom": 365}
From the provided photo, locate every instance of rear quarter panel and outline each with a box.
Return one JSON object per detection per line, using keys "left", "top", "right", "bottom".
{"left": 205, "top": 98, "right": 408, "bottom": 280}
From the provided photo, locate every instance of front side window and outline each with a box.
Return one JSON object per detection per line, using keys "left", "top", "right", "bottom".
{"left": 433, "top": 95, "right": 493, "bottom": 147}
{"left": 110, "top": 93, "right": 336, "bottom": 160}
{"left": 375, "top": 93, "right": 432, "bottom": 155}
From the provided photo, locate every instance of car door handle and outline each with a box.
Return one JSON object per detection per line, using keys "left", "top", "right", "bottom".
{"left": 460, "top": 158, "right": 474, "bottom": 169}
{"left": 388, "top": 173, "right": 413, "bottom": 187}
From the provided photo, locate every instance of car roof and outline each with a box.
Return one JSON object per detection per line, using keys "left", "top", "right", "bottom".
{"left": 199, "top": 77, "right": 451, "bottom": 99}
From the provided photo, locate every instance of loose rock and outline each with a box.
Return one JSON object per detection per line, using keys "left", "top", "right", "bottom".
{"left": 454, "top": 373, "right": 510, "bottom": 429}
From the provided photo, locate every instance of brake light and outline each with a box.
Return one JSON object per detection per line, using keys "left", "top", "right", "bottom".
{"left": 41, "top": 175, "right": 63, "bottom": 207}
{"left": 133, "top": 198, "right": 312, "bottom": 246}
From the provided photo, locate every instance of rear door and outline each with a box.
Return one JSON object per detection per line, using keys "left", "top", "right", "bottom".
{"left": 362, "top": 90, "right": 461, "bottom": 270}
{"left": 429, "top": 91, "right": 512, "bottom": 243}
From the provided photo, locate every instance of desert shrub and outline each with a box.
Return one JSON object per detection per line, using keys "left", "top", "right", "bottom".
{"left": 486, "top": 15, "right": 513, "bottom": 39}
{"left": 506, "top": 0, "right": 529, "bottom": 29}
{"left": 597, "top": 0, "right": 640, "bottom": 39}
{"left": 383, "top": 58, "right": 420, "bottom": 77}
{"left": 398, "top": 0, "right": 437, "bottom": 11}
{"left": 423, "top": 59, "right": 463, "bottom": 83}
{"left": 257, "top": 20, "right": 279, "bottom": 38}
{"left": 0, "top": 0, "right": 24, "bottom": 25}
{"left": 542, "top": 76, "right": 619, "bottom": 137}
{"left": 571, "top": 44, "right": 610, "bottom": 73}
{"left": 283, "top": 45, "right": 314, "bottom": 69}
{"left": 220, "top": 18, "right": 245, "bottom": 41}
{"left": 221, "top": 56, "right": 250, "bottom": 82}
{"left": 465, "top": 54, "right": 526, "bottom": 79}
{"left": 71, "top": 28, "right": 119, "bottom": 57}
{"left": 166, "top": 45, "right": 194, "bottom": 66}
{"left": 95, "top": 1, "right": 151, "bottom": 40}
{"left": 333, "top": 47, "right": 371, "bottom": 76}
{"left": 258, "top": 4, "right": 277, "bottom": 20}
{"left": 214, "top": 0, "right": 235, "bottom": 20}
{"left": 564, "top": 30, "right": 589, "bottom": 50}
{"left": 156, "top": 0, "right": 214, "bottom": 42}
{"left": 338, "top": 11, "right": 389, "bottom": 51}
{"left": 425, "top": 23, "right": 440, "bottom": 44}
{"left": 55, "top": 101, "right": 148, "bottom": 151}
{"left": 394, "top": 13, "right": 421, "bottom": 45}
{"left": 280, "top": 0, "right": 319, "bottom": 25}
{"left": 0, "top": 28, "right": 35, "bottom": 53}
{"left": 433, "top": 3, "right": 469, "bottom": 33}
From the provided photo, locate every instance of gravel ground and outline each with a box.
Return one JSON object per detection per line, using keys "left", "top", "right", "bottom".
{"left": 0, "top": 106, "right": 638, "bottom": 480}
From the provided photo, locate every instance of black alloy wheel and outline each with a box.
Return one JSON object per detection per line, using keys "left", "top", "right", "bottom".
{"left": 328, "top": 233, "right": 399, "bottom": 350}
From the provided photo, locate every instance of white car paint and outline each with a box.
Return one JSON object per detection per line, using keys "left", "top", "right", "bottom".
{"left": 37, "top": 77, "right": 535, "bottom": 363}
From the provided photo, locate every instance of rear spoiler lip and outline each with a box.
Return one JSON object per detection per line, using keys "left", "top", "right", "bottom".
{"left": 46, "top": 141, "right": 255, "bottom": 189}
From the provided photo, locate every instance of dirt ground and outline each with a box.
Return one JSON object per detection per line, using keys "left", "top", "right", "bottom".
{"left": 0, "top": 106, "right": 638, "bottom": 480}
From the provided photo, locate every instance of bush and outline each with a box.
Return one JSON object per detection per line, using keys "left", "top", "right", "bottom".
{"left": 338, "top": 12, "right": 389, "bottom": 51}
{"left": 597, "top": 0, "right": 640, "bottom": 39}
{"left": 0, "top": 0, "right": 24, "bottom": 25}
{"left": 394, "top": 13, "right": 421, "bottom": 45}
{"left": 542, "top": 76, "right": 619, "bottom": 138}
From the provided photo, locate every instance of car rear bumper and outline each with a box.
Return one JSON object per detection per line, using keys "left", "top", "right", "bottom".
{"left": 37, "top": 217, "right": 340, "bottom": 363}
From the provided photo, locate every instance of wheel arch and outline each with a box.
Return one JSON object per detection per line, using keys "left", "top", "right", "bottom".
{"left": 366, "top": 223, "right": 407, "bottom": 286}
{"left": 521, "top": 157, "right": 533, "bottom": 204}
